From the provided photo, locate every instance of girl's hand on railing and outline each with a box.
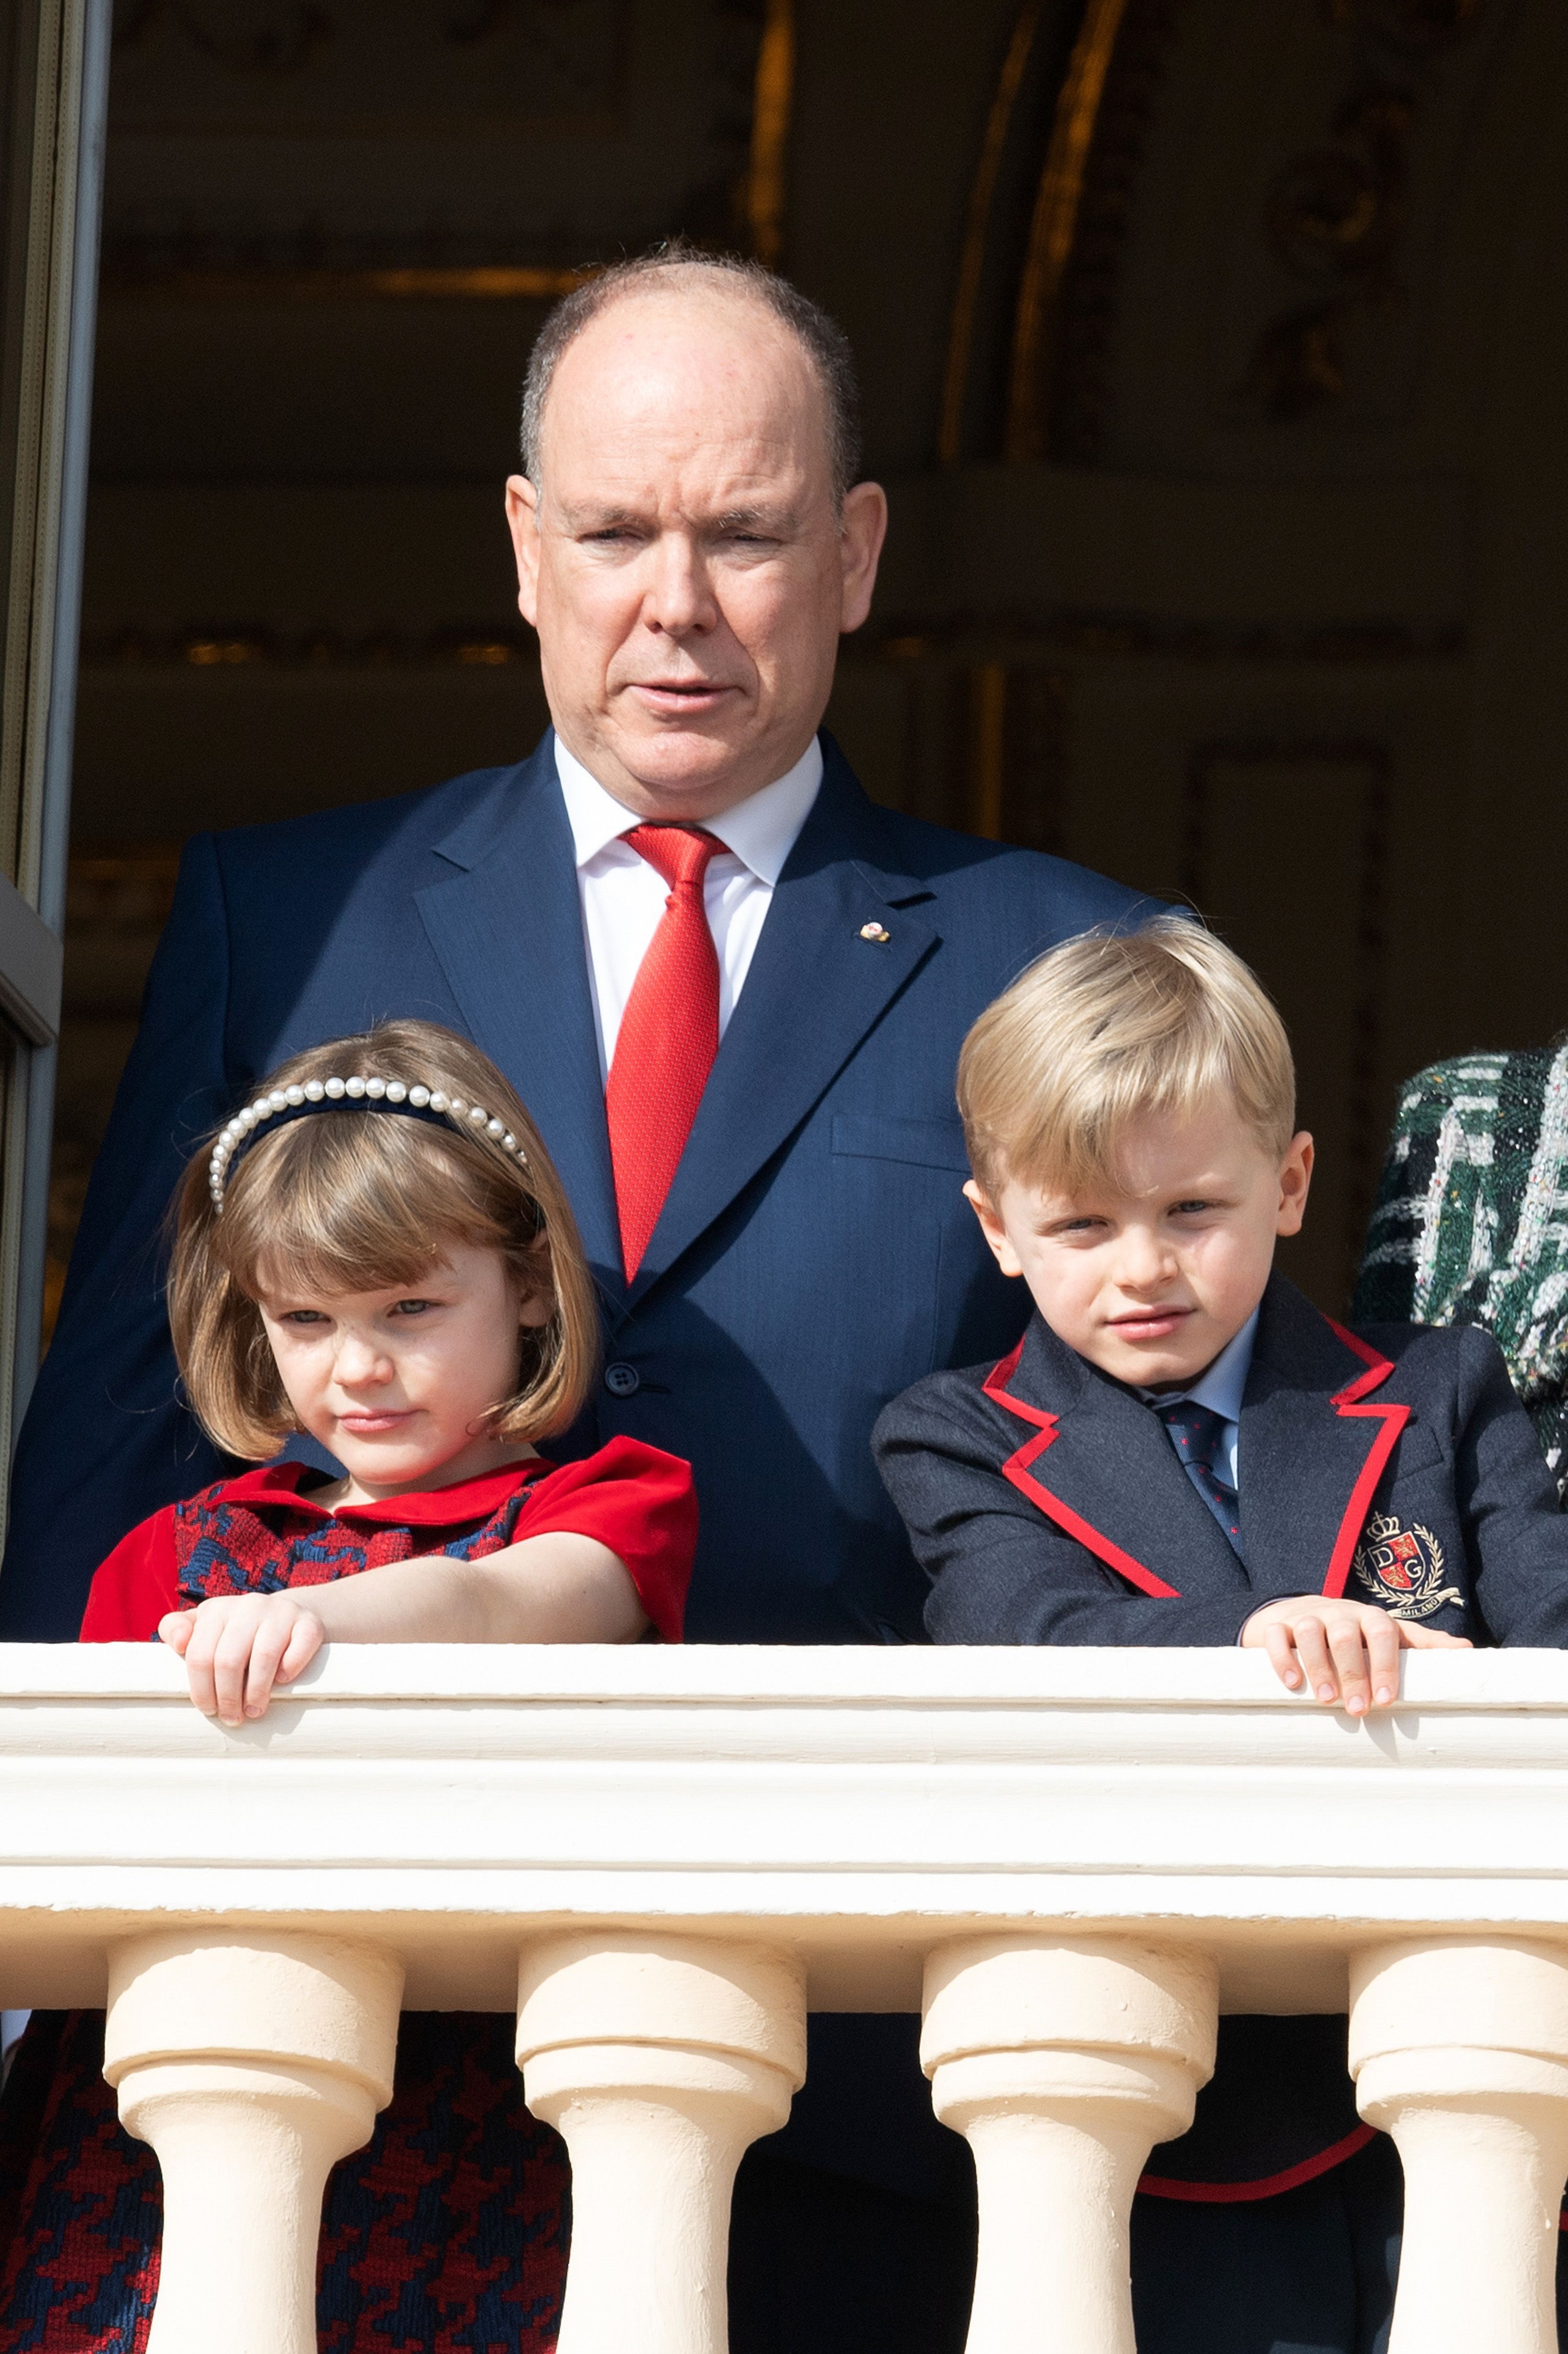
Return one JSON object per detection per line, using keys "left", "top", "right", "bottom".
{"left": 1240, "top": 1594, "right": 1471, "bottom": 1716}
{"left": 159, "top": 1595, "right": 326, "bottom": 1726}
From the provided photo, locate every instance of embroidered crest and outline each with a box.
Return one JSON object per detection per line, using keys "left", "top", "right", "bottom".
{"left": 1351, "top": 1513, "right": 1463, "bottom": 1619}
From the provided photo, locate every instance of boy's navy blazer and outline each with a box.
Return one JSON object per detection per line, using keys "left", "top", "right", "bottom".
{"left": 0, "top": 729, "right": 1152, "bottom": 1646}
{"left": 877, "top": 1270, "right": 1568, "bottom": 1652}
{"left": 877, "top": 1271, "right": 1568, "bottom": 2192}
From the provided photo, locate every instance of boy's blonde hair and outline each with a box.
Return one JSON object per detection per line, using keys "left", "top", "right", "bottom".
{"left": 168, "top": 1020, "right": 599, "bottom": 1459}
{"left": 958, "top": 917, "right": 1296, "bottom": 1199}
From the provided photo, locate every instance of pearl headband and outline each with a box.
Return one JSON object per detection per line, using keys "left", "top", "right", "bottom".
{"left": 208, "top": 1075, "right": 531, "bottom": 1212}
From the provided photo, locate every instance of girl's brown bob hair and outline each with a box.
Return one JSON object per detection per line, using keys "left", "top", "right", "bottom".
{"left": 168, "top": 1020, "right": 599, "bottom": 1459}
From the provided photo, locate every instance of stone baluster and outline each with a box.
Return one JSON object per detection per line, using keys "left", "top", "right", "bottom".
{"left": 516, "top": 1930, "right": 807, "bottom": 2354}
{"left": 103, "top": 1930, "right": 403, "bottom": 2354}
{"left": 1351, "top": 1936, "right": 1568, "bottom": 2354}
{"left": 922, "top": 1934, "right": 1219, "bottom": 2354}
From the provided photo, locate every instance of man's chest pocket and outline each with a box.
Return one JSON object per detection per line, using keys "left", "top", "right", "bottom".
{"left": 825, "top": 1116, "right": 974, "bottom": 1368}
{"left": 825, "top": 1114, "right": 1016, "bottom": 1379}
{"left": 829, "top": 1114, "right": 972, "bottom": 1177}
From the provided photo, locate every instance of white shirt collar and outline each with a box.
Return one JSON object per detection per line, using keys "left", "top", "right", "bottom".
{"left": 553, "top": 731, "right": 823, "bottom": 885}
{"left": 1138, "top": 1306, "right": 1260, "bottom": 1428}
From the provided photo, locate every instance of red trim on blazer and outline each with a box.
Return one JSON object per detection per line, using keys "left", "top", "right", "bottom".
{"left": 981, "top": 1340, "right": 1182, "bottom": 1600}
{"left": 1319, "top": 1321, "right": 1411, "bottom": 1601}
{"left": 1137, "top": 2123, "right": 1377, "bottom": 2203}
{"left": 982, "top": 1313, "right": 1411, "bottom": 1605}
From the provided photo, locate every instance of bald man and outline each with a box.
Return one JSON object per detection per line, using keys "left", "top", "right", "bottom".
{"left": 3, "top": 246, "right": 1151, "bottom": 2348}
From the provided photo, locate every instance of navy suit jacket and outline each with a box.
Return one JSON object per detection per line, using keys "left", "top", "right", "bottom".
{"left": 876, "top": 1270, "right": 1568, "bottom": 1654}
{"left": 0, "top": 729, "right": 1151, "bottom": 1646}
{"left": 876, "top": 1270, "right": 1568, "bottom": 2192}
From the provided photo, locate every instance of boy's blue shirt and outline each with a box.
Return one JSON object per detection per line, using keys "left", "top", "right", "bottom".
{"left": 1132, "top": 1303, "right": 1257, "bottom": 1493}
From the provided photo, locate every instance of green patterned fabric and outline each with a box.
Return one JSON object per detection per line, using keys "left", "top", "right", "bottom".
{"left": 1354, "top": 1046, "right": 1568, "bottom": 1499}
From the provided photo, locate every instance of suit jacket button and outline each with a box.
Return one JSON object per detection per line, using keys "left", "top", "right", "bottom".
{"left": 604, "top": 1361, "right": 641, "bottom": 1398}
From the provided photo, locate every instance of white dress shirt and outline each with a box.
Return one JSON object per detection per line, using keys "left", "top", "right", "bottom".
{"left": 554, "top": 735, "right": 824, "bottom": 1080}
{"left": 1135, "top": 1306, "right": 1259, "bottom": 1493}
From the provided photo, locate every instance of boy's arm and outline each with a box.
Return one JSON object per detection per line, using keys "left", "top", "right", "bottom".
{"left": 874, "top": 1377, "right": 1261, "bottom": 1648}
{"left": 1446, "top": 1327, "right": 1568, "bottom": 1646}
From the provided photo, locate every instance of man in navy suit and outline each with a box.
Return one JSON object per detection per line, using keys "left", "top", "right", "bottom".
{"left": 1, "top": 246, "right": 1148, "bottom": 2347}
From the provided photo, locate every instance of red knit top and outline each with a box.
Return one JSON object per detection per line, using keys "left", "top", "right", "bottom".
{"left": 79, "top": 1438, "right": 696, "bottom": 1645}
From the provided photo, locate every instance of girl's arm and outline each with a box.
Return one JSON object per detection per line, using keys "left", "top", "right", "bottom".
{"left": 162, "top": 1532, "right": 647, "bottom": 1725}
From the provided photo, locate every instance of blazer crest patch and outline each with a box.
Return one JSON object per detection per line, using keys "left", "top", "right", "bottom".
{"left": 1351, "top": 1514, "right": 1463, "bottom": 1618}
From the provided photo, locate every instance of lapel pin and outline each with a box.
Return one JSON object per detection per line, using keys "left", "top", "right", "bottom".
{"left": 859, "top": 922, "right": 891, "bottom": 944}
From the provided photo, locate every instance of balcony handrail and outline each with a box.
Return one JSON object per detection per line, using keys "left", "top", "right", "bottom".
{"left": 7, "top": 1644, "right": 1568, "bottom": 2354}
{"left": 1, "top": 1644, "right": 1568, "bottom": 2016}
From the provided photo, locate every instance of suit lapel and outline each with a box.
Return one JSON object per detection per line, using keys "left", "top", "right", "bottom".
{"left": 414, "top": 736, "right": 622, "bottom": 1288}
{"left": 624, "top": 739, "right": 941, "bottom": 1308}
{"left": 1240, "top": 1275, "right": 1409, "bottom": 1599}
{"left": 989, "top": 1320, "right": 1252, "bottom": 1598}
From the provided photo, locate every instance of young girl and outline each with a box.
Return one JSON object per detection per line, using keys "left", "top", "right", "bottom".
{"left": 0, "top": 1020, "right": 696, "bottom": 2352}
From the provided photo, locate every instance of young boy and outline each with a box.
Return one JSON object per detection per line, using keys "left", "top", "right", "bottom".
{"left": 874, "top": 917, "right": 1568, "bottom": 2354}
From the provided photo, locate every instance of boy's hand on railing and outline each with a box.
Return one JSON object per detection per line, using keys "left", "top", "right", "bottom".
{"left": 1240, "top": 1594, "right": 1471, "bottom": 1715}
{"left": 159, "top": 1595, "right": 326, "bottom": 1726}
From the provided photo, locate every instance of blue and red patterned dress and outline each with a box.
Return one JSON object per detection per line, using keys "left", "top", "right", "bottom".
{"left": 0, "top": 1439, "right": 696, "bottom": 2353}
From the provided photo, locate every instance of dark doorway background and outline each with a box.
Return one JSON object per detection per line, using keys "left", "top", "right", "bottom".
{"left": 55, "top": 0, "right": 1568, "bottom": 1323}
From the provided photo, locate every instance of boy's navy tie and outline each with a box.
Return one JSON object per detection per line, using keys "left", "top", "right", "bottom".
{"left": 1154, "top": 1399, "right": 1246, "bottom": 1562}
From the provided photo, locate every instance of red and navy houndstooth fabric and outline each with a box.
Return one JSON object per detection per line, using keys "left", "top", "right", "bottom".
{"left": 0, "top": 2013, "right": 569, "bottom": 2352}
{"left": 172, "top": 1480, "right": 533, "bottom": 1605}
{"left": 0, "top": 2011, "right": 161, "bottom": 2352}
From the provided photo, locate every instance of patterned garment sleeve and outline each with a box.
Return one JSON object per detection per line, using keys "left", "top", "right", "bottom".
{"left": 77, "top": 1506, "right": 183, "bottom": 1642}
{"left": 1354, "top": 1046, "right": 1568, "bottom": 1498}
{"left": 511, "top": 1439, "right": 697, "bottom": 1643}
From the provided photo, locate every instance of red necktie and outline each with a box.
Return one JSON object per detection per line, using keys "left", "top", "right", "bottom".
{"left": 605, "top": 824, "right": 723, "bottom": 1281}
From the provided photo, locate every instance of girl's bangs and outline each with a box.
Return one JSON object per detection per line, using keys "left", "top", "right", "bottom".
{"left": 216, "top": 1118, "right": 512, "bottom": 1299}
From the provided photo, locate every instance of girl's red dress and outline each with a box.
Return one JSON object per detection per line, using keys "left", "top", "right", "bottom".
{"left": 0, "top": 1439, "right": 696, "bottom": 2353}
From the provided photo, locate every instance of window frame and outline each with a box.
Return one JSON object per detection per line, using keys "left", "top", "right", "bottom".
{"left": 0, "top": 0, "right": 110, "bottom": 1543}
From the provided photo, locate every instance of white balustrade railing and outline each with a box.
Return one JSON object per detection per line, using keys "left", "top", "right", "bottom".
{"left": 6, "top": 1644, "right": 1568, "bottom": 2354}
